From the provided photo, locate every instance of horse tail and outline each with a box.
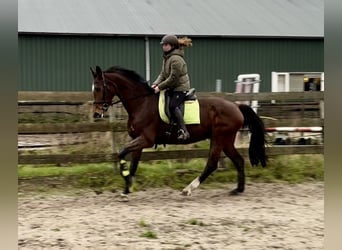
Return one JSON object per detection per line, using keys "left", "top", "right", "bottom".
{"left": 238, "top": 104, "right": 267, "bottom": 167}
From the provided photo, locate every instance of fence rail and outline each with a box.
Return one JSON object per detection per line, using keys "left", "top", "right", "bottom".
{"left": 18, "top": 91, "right": 324, "bottom": 165}
{"left": 17, "top": 117, "right": 324, "bottom": 135}
{"left": 18, "top": 146, "right": 324, "bottom": 165}
{"left": 18, "top": 91, "right": 323, "bottom": 102}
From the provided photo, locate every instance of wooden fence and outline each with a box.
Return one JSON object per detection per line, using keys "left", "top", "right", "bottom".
{"left": 18, "top": 91, "right": 324, "bottom": 165}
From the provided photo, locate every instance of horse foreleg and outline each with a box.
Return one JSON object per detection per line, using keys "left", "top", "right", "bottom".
{"left": 118, "top": 136, "right": 152, "bottom": 195}
{"left": 126, "top": 149, "right": 142, "bottom": 193}
{"left": 182, "top": 143, "right": 222, "bottom": 196}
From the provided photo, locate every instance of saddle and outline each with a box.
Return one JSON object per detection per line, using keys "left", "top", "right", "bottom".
{"left": 158, "top": 88, "right": 200, "bottom": 126}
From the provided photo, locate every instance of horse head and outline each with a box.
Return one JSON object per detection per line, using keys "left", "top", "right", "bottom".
{"left": 91, "top": 65, "right": 155, "bottom": 119}
{"left": 90, "top": 66, "right": 116, "bottom": 118}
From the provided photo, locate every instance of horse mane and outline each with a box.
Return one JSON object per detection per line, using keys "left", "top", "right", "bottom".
{"left": 105, "top": 66, "right": 154, "bottom": 93}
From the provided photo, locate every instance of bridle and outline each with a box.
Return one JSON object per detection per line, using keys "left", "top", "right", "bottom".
{"left": 93, "top": 72, "right": 154, "bottom": 112}
{"left": 93, "top": 72, "right": 116, "bottom": 112}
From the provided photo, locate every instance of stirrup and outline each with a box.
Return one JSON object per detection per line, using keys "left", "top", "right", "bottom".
{"left": 177, "top": 129, "right": 190, "bottom": 140}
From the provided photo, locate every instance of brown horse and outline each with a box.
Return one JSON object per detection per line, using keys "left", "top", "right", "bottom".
{"left": 91, "top": 65, "right": 267, "bottom": 197}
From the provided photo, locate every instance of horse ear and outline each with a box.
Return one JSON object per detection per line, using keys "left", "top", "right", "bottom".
{"left": 96, "top": 66, "right": 103, "bottom": 79}
{"left": 90, "top": 67, "right": 96, "bottom": 78}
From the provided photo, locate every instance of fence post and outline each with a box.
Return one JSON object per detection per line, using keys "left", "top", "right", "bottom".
{"left": 88, "top": 102, "right": 94, "bottom": 122}
{"left": 215, "top": 79, "right": 222, "bottom": 93}
{"left": 109, "top": 107, "right": 118, "bottom": 173}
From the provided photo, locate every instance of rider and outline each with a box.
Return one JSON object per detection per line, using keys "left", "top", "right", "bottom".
{"left": 151, "top": 34, "right": 192, "bottom": 140}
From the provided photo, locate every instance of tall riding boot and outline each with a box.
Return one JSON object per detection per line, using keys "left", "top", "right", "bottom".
{"left": 173, "top": 108, "right": 190, "bottom": 140}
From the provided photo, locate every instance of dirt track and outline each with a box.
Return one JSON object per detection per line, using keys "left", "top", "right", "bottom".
{"left": 18, "top": 182, "right": 324, "bottom": 250}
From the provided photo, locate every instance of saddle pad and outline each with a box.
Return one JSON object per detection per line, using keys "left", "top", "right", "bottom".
{"left": 158, "top": 90, "right": 200, "bottom": 125}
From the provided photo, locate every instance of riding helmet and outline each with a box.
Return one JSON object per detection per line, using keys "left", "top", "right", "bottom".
{"left": 160, "top": 34, "right": 179, "bottom": 46}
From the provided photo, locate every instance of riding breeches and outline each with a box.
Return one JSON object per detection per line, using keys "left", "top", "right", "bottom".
{"left": 169, "top": 91, "right": 187, "bottom": 113}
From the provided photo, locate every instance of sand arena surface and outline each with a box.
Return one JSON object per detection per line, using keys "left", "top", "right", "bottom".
{"left": 18, "top": 182, "right": 324, "bottom": 250}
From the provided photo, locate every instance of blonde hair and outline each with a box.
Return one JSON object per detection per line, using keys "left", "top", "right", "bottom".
{"left": 178, "top": 37, "right": 192, "bottom": 48}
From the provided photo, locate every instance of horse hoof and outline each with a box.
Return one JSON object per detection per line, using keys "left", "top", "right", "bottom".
{"left": 229, "top": 189, "right": 243, "bottom": 196}
{"left": 119, "top": 193, "right": 130, "bottom": 202}
{"left": 181, "top": 189, "right": 191, "bottom": 196}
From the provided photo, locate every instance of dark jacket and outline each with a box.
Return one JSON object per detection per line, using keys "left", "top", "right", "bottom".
{"left": 154, "top": 48, "right": 190, "bottom": 92}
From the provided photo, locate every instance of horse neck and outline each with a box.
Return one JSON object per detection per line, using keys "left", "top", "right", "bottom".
{"left": 110, "top": 73, "right": 155, "bottom": 115}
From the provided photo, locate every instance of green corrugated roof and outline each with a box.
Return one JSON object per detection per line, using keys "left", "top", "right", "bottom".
{"left": 18, "top": 0, "right": 323, "bottom": 38}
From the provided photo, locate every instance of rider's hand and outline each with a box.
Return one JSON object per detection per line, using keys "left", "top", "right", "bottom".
{"left": 153, "top": 85, "right": 160, "bottom": 93}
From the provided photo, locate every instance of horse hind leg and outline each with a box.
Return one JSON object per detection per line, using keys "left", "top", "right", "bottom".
{"left": 223, "top": 144, "right": 245, "bottom": 195}
{"left": 181, "top": 176, "right": 201, "bottom": 196}
{"left": 181, "top": 142, "right": 222, "bottom": 196}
